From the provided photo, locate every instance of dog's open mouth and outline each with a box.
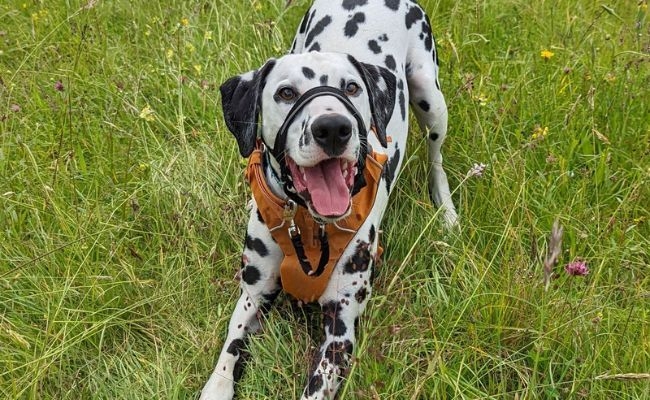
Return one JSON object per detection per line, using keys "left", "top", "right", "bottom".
{"left": 286, "top": 157, "right": 357, "bottom": 218}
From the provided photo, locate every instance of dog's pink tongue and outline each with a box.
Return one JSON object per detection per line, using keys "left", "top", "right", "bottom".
{"left": 304, "top": 159, "right": 349, "bottom": 217}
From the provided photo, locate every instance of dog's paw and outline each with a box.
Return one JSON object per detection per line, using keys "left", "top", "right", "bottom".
{"left": 442, "top": 208, "right": 459, "bottom": 231}
{"left": 199, "top": 373, "right": 235, "bottom": 400}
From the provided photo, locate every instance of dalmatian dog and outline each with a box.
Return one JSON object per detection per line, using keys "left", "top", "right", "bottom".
{"left": 201, "top": 1, "right": 457, "bottom": 399}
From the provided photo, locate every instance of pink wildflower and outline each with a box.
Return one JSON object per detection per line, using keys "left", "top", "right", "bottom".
{"left": 54, "top": 80, "right": 64, "bottom": 91}
{"left": 467, "top": 163, "right": 487, "bottom": 178}
{"left": 565, "top": 260, "right": 589, "bottom": 276}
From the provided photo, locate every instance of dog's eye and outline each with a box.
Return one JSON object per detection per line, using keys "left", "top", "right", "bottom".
{"left": 276, "top": 87, "right": 298, "bottom": 102}
{"left": 345, "top": 82, "right": 361, "bottom": 96}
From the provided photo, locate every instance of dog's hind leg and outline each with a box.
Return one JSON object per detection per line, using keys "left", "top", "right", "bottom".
{"left": 200, "top": 204, "right": 283, "bottom": 400}
{"left": 406, "top": 17, "right": 458, "bottom": 228}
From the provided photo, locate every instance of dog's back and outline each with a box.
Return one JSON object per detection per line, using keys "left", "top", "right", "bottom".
{"left": 291, "top": 1, "right": 439, "bottom": 78}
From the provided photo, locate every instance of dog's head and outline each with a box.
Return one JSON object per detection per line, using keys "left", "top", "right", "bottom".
{"left": 220, "top": 52, "right": 396, "bottom": 222}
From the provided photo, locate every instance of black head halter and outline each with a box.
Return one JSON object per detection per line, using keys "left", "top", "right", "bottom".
{"left": 265, "top": 86, "right": 370, "bottom": 208}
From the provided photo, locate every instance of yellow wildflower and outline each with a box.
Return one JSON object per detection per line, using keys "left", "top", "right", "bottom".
{"left": 181, "top": 17, "right": 189, "bottom": 27}
{"left": 139, "top": 105, "right": 155, "bottom": 122}
{"left": 185, "top": 42, "right": 195, "bottom": 54}
{"left": 472, "top": 93, "right": 488, "bottom": 106}
{"left": 531, "top": 125, "right": 548, "bottom": 140}
{"left": 540, "top": 49, "right": 554, "bottom": 60}
{"left": 193, "top": 64, "right": 202, "bottom": 75}
{"left": 166, "top": 49, "right": 174, "bottom": 60}
{"left": 204, "top": 30, "right": 213, "bottom": 40}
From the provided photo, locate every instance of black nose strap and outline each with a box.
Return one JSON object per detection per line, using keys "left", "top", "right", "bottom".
{"left": 270, "top": 86, "right": 367, "bottom": 161}
{"left": 267, "top": 85, "right": 370, "bottom": 209}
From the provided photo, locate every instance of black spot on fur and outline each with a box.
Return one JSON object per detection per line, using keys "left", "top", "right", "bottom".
{"left": 342, "top": 0, "right": 367, "bottom": 10}
{"left": 242, "top": 265, "right": 261, "bottom": 285}
{"left": 405, "top": 5, "right": 423, "bottom": 29}
{"left": 369, "top": 225, "right": 376, "bottom": 243}
{"left": 306, "top": 373, "right": 323, "bottom": 396}
{"left": 369, "top": 263, "right": 377, "bottom": 284}
{"left": 344, "top": 12, "right": 366, "bottom": 37}
{"left": 245, "top": 234, "right": 269, "bottom": 257}
{"left": 302, "top": 67, "right": 315, "bottom": 79}
{"left": 383, "top": 143, "right": 400, "bottom": 191}
{"left": 226, "top": 339, "right": 248, "bottom": 382}
{"left": 309, "top": 42, "right": 321, "bottom": 52}
{"left": 429, "top": 132, "right": 439, "bottom": 141}
{"left": 319, "top": 74, "right": 329, "bottom": 85}
{"left": 233, "top": 358, "right": 246, "bottom": 382}
{"left": 305, "top": 15, "right": 332, "bottom": 49}
{"left": 418, "top": 100, "right": 430, "bottom": 112}
{"left": 324, "top": 340, "right": 354, "bottom": 367}
{"left": 344, "top": 242, "right": 371, "bottom": 274}
{"left": 368, "top": 39, "right": 381, "bottom": 54}
{"left": 226, "top": 338, "right": 245, "bottom": 358}
{"left": 396, "top": 79, "right": 406, "bottom": 120}
{"left": 256, "top": 209, "right": 264, "bottom": 223}
{"left": 385, "top": 0, "right": 399, "bottom": 11}
{"left": 422, "top": 18, "right": 433, "bottom": 51}
{"left": 384, "top": 55, "right": 396, "bottom": 71}
{"left": 260, "top": 288, "right": 281, "bottom": 314}
{"left": 379, "top": 33, "right": 389, "bottom": 41}
{"left": 355, "top": 287, "right": 368, "bottom": 303}
{"left": 433, "top": 37, "right": 439, "bottom": 66}
{"left": 322, "top": 302, "right": 347, "bottom": 336}
{"left": 300, "top": 8, "right": 315, "bottom": 34}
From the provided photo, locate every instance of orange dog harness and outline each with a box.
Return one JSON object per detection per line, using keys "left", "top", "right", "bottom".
{"left": 246, "top": 150, "right": 387, "bottom": 303}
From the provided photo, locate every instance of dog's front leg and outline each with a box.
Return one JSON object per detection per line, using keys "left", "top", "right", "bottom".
{"left": 301, "top": 241, "right": 376, "bottom": 400}
{"left": 201, "top": 204, "right": 282, "bottom": 400}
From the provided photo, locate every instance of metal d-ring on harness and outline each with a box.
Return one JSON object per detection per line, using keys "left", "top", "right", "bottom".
{"left": 270, "top": 85, "right": 370, "bottom": 278}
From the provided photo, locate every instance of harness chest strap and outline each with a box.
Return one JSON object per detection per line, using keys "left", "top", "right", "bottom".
{"left": 245, "top": 150, "right": 387, "bottom": 303}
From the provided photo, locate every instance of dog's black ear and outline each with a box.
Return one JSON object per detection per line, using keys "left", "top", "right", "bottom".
{"left": 220, "top": 59, "right": 276, "bottom": 157}
{"left": 347, "top": 55, "right": 396, "bottom": 148}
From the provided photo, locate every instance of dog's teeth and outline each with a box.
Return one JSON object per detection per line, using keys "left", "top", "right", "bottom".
{"left": 343, "top": 169, "right": 348, "bottom": 178}
{"left": 342, "top": 160, "right": 349, "bottom": 171}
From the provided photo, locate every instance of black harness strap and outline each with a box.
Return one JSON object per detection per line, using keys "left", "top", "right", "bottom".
{"left": 290, "top": 225, "right": 330, "bottom": 277}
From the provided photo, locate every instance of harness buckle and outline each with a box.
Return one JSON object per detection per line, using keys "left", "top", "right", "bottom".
{"left": 284, "top": 200, "right": 300, "bottom": 238}
{"left": 288, "top": 221, "right": 301, "bottom": 238}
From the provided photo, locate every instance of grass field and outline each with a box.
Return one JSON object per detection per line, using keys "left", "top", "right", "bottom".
{"left": 1, "top": 0, "right": 648, "bottom": 399}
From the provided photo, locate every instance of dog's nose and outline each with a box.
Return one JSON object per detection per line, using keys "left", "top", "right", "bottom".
{"left": 310, "top": 115, "right": 352, "bottom": 156}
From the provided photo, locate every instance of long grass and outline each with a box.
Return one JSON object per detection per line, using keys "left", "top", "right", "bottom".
{"left": 1, "top": 0, "right": 648, "bottom": 399}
